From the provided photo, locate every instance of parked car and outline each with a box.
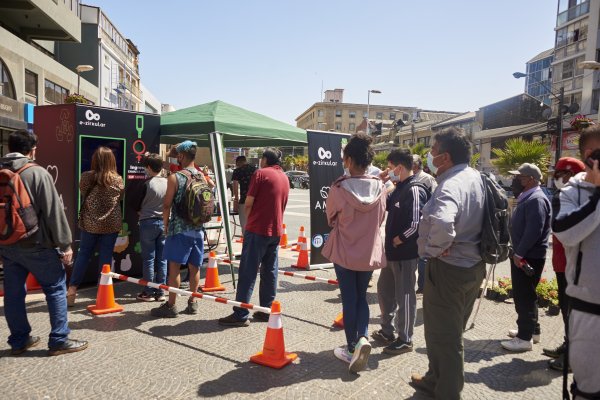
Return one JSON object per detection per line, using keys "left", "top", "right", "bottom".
{"left": 286, "top": 171, "right": 309, "bottom": 189}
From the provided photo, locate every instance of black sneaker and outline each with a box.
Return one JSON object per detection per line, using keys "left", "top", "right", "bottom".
{"left": 180, "top": 281, "right": 190, "bottom": 290}
{"left": 150, "top": 302, "right": 178, "bottom": 318}
{"left": 48, "top": 339, "right": 88, "bottom": 356}
{"left": 218, "top": 314, "right": 249, "bottom": 327}
{"left": 183, "top": 301, "right": 199, "bottom": 315}
{"left": 383, "top": 338, "right": 413, "bottom": 355}
{"left": 371, "top": 329, "right": 395, "bottom": 345}
{"left": 253, "top": 311, "right": 270, "bottom": 322}
{"left": 548, "top": 354, "right": 571, "bottom": 373}
{"left": 136, "top": 292, "right": 155, "bottom": 302}
{"left": 543, "top": 342, "right": 566, "bottom": 359}
{"left": 10, "top": 335, "right": 40, "bottom": 356}
{"left": 416, "top": 288, "right": 424, "bottom": 295}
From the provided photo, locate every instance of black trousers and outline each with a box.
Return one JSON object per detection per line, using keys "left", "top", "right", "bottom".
{"left": 511, "top": 257, "right": 546, "bottom": 341}
{"left": 556, "top": 271, "right": 569, "bottom": 329}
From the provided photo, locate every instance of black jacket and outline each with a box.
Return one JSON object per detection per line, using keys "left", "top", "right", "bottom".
{"left": 385, "top": 175, "right": 430, "bottom": 261}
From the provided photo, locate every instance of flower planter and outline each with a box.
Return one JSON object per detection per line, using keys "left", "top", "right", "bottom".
{"left": 537, "top": 297, "right": 550, "bottom": 308}
{"left": 486, "top": 290, "right": 497, "bottom": 300}
{"left": 496, "top": 293, "right": 509, "bottom": 302}
{"left": 547, "top": 304, "right": 561, "bottom": 316}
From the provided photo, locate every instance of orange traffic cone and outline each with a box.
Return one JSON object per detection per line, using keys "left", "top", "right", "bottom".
{"left": 217, "top": 216, "right": 222, "bottom": 223}
{"left": 236, "top": 236, "right": 244, "bottom": 243}
{"left": 201, "top": 251, "right": 226, "bottom": 292}
{"left": 293, "top": 226, "right": 305, "bottom": 252}
{"left": 291, "top": 239, "right": 309, "bottom": 269}
{"left": 87, "top": 264, "right": 123, "bottom": 315}
{"left": 26, "top": 273, "right": 42, "bottom": 291}
{"left": 250, "top": 301, "right": 297, "bottom": 369}
{"left": 279, "top": 224, "right": 288, "bottom": 248}
{"left": 333, "top": 312, "right": 344, "bottom": 328}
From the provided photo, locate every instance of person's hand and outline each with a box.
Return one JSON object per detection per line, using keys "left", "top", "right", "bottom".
{"left": 61, "top": 247, "right": 73, "bottom": 265}
{"left": 380, "top": 168, "right": 390, "bottom": 183}
{"left": 392, "top": 236, "right": 403, "bottom": 247}
{"left": 513, "top": 255, "right": 522, "bottom": 266}
{"left": 441, "top": 248, "right": 450, "bottom": 257}
{"left": 233, "top": 199, "right": 239, "bottom": 212}
{"left": 585, "top": 159, "right": 600, "bottom": 187}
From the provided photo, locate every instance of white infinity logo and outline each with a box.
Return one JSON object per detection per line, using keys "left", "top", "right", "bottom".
{"left": 318, "top": 147, "right": 332, "bottom": 160}
{"left": 85, "top": 110, "right": 100, "bottom": 121}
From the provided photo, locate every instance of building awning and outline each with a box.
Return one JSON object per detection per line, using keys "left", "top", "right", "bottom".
{"left": 473, "top": 122, "right": 549, "bottom": 141}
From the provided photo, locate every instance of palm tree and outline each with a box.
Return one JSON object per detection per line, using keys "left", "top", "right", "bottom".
{"left": 410, "top": 142, "right": 429, "bottom": 158}
{"left": 492, "top": 138, "right": 551, "bottom": 176}
{"left": 470, "top": 153, "right": 481, "bottom": 169}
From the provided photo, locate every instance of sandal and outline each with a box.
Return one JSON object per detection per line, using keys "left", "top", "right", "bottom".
{"left": 66, "top": 293, "right": 76, "bottom": 307}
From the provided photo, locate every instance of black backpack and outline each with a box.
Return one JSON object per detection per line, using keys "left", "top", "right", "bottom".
{"left": 480, "top": 172, "right": 510, "bottom": 264}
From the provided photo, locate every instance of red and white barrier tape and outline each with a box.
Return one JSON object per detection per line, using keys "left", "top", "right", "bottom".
{"left": 278, "top": 270, "right": 339, "bottom": 285}
{"left": 108, "top": 272, "right": 271, "bottom": 314}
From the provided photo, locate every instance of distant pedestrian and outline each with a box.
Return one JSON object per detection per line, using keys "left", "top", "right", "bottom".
{"left": 412, "top": 154, "right": 437, "bottom": 294}
{"left": 543, "top": 157, "right": 585, "bottom": 371}
{"left": 0, "top": 130, "right": 87, "bottom": 356}
{"left": 225, "top": 164, "right": 234, "bottom": 193}
{"left": 373, "top": 149, "right": 430, "bottom": 355}
{"left": 231, "top": 155, "right": 257, "bottom": 233}
{"left": 501, "top": 163, "right": 551, "bottom": 353}
{"left": 67, "top": 146, "right": 124, "bottom": 307}
{"left": 412, "top": 128, "right": 486, "bottom": 399}
{"left": 219, "top": 148, "right": 289, "bottom": 327}
{"left": 134, "top": 153, "right": 168, "bottom": 302}
{"left": 151, "top": 141, "right": 214, "bottom": 318}
{"left": 322, "top": 133, "right": 387, "bottom": 373}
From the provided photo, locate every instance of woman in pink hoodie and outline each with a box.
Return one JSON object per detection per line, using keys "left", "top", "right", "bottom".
{"left": 322, "top": 133, "right": 387, "bottom": 373}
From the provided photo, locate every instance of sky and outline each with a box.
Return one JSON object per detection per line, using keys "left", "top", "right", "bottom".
{"left": 91, "top": 0, "right": 557, "bottom": 125}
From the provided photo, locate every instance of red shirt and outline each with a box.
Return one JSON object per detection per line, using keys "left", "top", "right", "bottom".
{"left": 245, "top": 165, "right": 289, "bottom": 237}
{"left": 552, "top": 234, "right": 566, "bottom": 273}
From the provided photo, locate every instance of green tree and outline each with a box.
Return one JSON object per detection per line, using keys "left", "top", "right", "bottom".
{"left": 410, "top": 142, "right": 430, "bottom": 158}
{"left": 492, "top": 138, "right": 551, "bottom": 176}
{"left": 372, "top": 151, "right": 390, "bottom": 169}
{"left": 470, "top": 153, "right": 481, "bottom": 169}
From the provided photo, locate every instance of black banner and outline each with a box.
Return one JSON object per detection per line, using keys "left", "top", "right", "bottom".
{"left": 307, "top": 130, "right": 349, "bottom": 265}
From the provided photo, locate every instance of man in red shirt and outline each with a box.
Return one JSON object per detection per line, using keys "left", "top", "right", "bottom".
{"left": 544, "top": 157, "right": 585, "bottom": 371}
{"left": 219, "top": 148, "right": 289, "bottom": 326}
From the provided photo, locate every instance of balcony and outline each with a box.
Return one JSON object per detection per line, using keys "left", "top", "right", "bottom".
{"left": 0, "top": 0, "right": 81, "bottom": 42}
{"left": 116, "top": 81, "right": 142, "bottom": 101}
{"left": 556, "top": 1, "right": 590, "bottom": 27}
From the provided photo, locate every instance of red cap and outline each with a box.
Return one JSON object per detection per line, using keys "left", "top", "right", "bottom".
{"left": 555, "top": 157, "right": 585, "bottom": 174}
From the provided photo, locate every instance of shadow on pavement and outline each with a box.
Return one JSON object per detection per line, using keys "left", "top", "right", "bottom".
{"left": 277, "top": 280, "right": 339, "bottom": 293}
{"left": 68, "top": 310, "right": 149, "bottom": 332}
{"left": 148, "top": 319, "right": 227, "bottom": 337}
{"left": 465, "top": 358, "right": 560, "bottom": 392}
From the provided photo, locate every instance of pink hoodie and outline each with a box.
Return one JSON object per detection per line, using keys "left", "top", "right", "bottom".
{"left": 322, "top": 175, "right": 387, "bottom": 271}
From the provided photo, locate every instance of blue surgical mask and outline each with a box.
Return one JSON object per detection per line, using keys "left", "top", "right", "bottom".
{"left": 427, "top": 152, "right": 439, "bottom": 175}
{"left": 388, "top": 169, "right": 400, "bottom": 182}
{"left": 344, "top": 167, "right": 350, "bottom": 176}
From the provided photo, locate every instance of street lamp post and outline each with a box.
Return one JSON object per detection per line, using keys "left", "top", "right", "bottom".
{"left": 366, "top": 89, "right": 381, "bottom": 135}
{"left": 513, "top": 72, "right": 565, "bottom": 164}
{"left": 75, "top": 65, "right": 94, "bottom": 95}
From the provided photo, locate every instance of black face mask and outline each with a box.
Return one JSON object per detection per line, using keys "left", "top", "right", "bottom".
{"left": 511, "top": 178, "right": 524, "bottom": 198}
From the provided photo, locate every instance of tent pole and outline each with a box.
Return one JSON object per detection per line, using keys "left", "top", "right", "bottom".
{"left": 209, "top": 131, "right": 236, "bottom": 288}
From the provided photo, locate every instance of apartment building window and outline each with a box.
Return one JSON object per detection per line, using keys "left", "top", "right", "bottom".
{"left": 335, "top": 110, "right": 342, "bottom": 117}
{"left": 390, "top": 113, "right": 396, "bottom": 120}
{"left": 403, "top": 113, "right": 410, "bottom": 121}
{"left": 24, "top": 70, "right": 38, "bottom": 104}
{"left": 555, "top": 20, "right": 588, "bottom": 48}
{"left": 335, "top": 123, "right": 342, "bottom": 130}
{"left": 417, "top": 136, "right": 431, "bottom": 146}
{"left": 363, "top": 111, "right": 368, "bottom": 118}
{"left": 349, "top": 123, "right": 356, "bottom": 131}
{"left": 376, "top": 112, "right": 383, "bottom": 119}
{"left": 0, "top": 59, "right": 16, "bottom": 99}
{"left": 349, "top": 111, "right": 356, "bottom": 118}
{"left": 317, "top": 110, "right": 324, "bottom": 117}
{"left": 44, "top": 79, "right": 69, "bottom": 104}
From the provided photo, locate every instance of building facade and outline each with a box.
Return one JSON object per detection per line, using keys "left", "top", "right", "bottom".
{"left": 0, "top": 0, "right": 99, "bottom": 155}
{"left": 525, "top": 49, "right": 554, "bottom": 106}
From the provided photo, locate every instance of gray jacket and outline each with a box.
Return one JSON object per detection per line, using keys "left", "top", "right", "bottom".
{"left": 417, "top": 163, "right": 485, "bottom": 268}
{"left": 553, "top": 172, "right": 600, "bottom": 305}
{"left": 0, "top": 154, "right": 72, "bottom": 251}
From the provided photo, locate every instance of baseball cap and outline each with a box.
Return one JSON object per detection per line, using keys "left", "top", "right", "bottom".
{"left": 508, "top": 163, "right": 543, "bottom": 181}
{"left": 555, "top": 157, "right": 585, "bottom": 174}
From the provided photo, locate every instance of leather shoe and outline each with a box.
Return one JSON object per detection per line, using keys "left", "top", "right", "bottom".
{"left": 11, "top": 336, "right": 40, "bottom": 355}
{"left": 409, "top": 373, "right": 435, "bottom": 396}
{"left": 48, "top": 339, "right": 88, "bottom": 356}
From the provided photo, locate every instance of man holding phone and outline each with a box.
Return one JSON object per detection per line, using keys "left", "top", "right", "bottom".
{"left": 553, "top": 127, "right": 600, "bottom": 398}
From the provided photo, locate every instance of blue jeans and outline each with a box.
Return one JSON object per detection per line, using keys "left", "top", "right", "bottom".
{"left": 233, "top": 231, "right": 280, "bottom": 320}
{"left": 1, "top": 246, "right": 70, "bottom": 349}
{"left": 417, "top": 258, "right": 427, "bottom": 291}
{"left": 69, "top": 230, "right": 118, "bottom": 287}
{"left": 335, "top": 264, "right": 373, "bottom": 352}
{"left": 140, "top": 219, "right": 167, "bottom": 296}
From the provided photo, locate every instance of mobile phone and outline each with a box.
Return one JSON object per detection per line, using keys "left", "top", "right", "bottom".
{"left": 585, "top": 148, "right": 600, "bottom": 169}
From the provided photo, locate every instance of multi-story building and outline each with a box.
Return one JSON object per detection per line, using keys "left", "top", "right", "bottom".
{"left": 56, "top": 4, "right": 146, "bottom": 112}
{"left": 392, "top": 110, "right": 463, "bottom": 148}
{"left": 552, "top": 0, "right": 598, "bottom": 117}
{"left": 0, "top": 0, "right": 99, "bottom": 154}
{"left": 525, "top": 49, "right": 554, "bottom": 106}
{"left": 295, "top": 88, "right": 417, "bottom": 134}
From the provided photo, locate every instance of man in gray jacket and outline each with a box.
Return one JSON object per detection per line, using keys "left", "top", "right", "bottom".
{"left": 411, "top": 128, "right": 486, "bottom": 400}
{"left": 0, "top": 130, "right": 87, "bottom": 356}
{"left": 553, "top": 126, "right": 600, "bottom": 398}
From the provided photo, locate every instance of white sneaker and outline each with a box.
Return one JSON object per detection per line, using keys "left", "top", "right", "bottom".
{"left": 349, "top": 337, "right": 371, "bottom": 373}
{"left": 501, "top": 337, "right": 533, "bottom": 352}
{"left": 508, "top": 329, "right": 540, "bottom": 344}
{"left": 334, "top": 346, "right": 352, "bottom": 364}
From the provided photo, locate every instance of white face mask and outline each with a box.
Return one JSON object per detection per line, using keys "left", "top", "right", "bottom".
{"left": 388, "top": 168, "right": 401, "bottom": 182}
{"left": 427, "top": 152, "right": 439, "bottom": 175}
{"left": 554, "top": 178, "right": 567, "bottom": 190}
{"left": 169, "top": 157, "right": 178, "bottom": 165}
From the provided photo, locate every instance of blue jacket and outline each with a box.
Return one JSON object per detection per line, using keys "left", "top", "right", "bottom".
{"left": 510, "top": 188, "right": 551, "bottom": 259}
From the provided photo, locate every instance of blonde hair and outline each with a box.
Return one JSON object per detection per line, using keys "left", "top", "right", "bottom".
{"left": 91, "top": 146, "right": 119, "bottom": 187}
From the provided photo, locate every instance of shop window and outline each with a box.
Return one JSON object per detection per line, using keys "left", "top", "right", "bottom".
{"left": 44, "top": 79, "right": 69, "bottom": 104}
{"left": 0, "top": 59, "right": 16, "bottom": 99}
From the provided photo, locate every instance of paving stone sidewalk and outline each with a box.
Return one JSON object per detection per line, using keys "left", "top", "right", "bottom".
{"left": 0, "top": 249, "right": 567, "bottom": 400}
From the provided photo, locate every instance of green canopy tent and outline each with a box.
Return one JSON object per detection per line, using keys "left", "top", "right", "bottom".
{"left": 160, "top": 100, "right": 307, "bottom": 287}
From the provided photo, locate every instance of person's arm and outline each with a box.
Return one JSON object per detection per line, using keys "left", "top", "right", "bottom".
{"left": 244, "top": 172, "right": 260, "bottom": 217}
{"left": 163, "top": 173, "right": 178, "bottom": 233}
{"left": 132, "top": 179, "right": 148, "bottom": 213}
{"left": 325, "top": 186, "right": 341, "bottom": 227}
{"left": 553, "top": 186, "right": 600, "bottom": 246}
{"left": 244, "top": 195, "right": 255, "bottom": 217}
{"left": 422, "top": 186, "right": 459, "bottom": 257}
{"left": 395, "top": 186, "right": 424, "bottom": 246}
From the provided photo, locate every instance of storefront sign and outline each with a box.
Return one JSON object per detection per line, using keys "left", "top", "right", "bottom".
{"left": 0, "top": 95, "right": 23, "bottom": 120}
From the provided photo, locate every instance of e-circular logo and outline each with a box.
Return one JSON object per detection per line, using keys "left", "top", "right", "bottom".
{"left": 318, "top": 147, "right": 332, "bottom": 160}
{"left": 313, "top": 146, "right": 337, "bottom": 166}
{"left": 312, "top": 234, "right": 324, "bottom": 249}
{"left": 85, "top": 110, "right": 100, "bottom": 121}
